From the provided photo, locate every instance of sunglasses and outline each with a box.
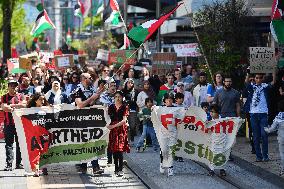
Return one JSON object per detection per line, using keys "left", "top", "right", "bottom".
{"left": 255, "top": 77, "right": 263, "bottom": 79}
{"left": 103, "top": 70, "right": 109, "bottom": 72}
{"left": 72, "top": 76, "right": 78, "bottom": 79}
{"left": 114, "top": 95, "right": 122, "bottom": 98}
{"left": 177, "top": 85, "right": 184, "bottom": 87}
{"left": 63, "top": 78, "right": 68, "bottom": 80}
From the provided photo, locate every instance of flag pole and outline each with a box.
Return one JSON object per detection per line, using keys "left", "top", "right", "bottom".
{"left": 181, "top": 0, "right": 215, "bottom": 84}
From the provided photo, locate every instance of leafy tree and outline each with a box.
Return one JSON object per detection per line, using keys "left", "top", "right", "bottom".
{"left": 193, "top": 0, "right": 257, "bottom": 79}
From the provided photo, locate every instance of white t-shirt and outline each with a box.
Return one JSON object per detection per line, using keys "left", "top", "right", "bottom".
{"left": 250, "top": 83, "right": 268, "bottom": 114}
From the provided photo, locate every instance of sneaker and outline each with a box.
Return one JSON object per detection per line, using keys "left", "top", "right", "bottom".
{"left": 256, "top": 158, "right": 263, "bottom": 162}
{"left": 116, "top": 171, "right": 124, "bottom": 177}
{"left": 209, "top": 170, "right": 215, "bottom": 176}
{"left": 160, "top": 163, "right": 165, "bottom": 174}
{"left": 42, "top": 168, "right": 48, "bottom": 176}
{"left": 220, "top": 169, "right": 226, "bottom": 177}
{"left": 33, "top": 169, "right": 40, "bottom": 177}
{"left": 154, "top": 148, "right": 159, "bottom": 152}
{"left": 107, "top": 162, "right": 113, "bottom": 167}
{"left": 136, "top": 147, "right": 140, "bottom": 153}
{"left": 93, "top": 168, "right": 104, "bottom": 175}
{"left": 16, "top": 164, "right": 24, "bottom": 169}
{"left": 263, "top": 158, "right": 270, "bottom": 162}
{"left": 168, "top": 167, "right": 174, "bottom": 176}
{"left": 4, "top": 164, "right": 12, "bottom": 171}
{"left": 228, "top": 155, "right": 234, "bottom": 161}
{"left": 177, "top": 157, "right": 184, "bottom": 162}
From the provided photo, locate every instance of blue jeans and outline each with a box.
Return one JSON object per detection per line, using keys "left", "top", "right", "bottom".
{"left": 136, "top": 124, "right": 159, "bottom": 150}
{"left": 250, "top": 113, "right": 269, "bottom": 160}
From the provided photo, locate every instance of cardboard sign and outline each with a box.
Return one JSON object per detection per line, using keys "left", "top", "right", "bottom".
{"left": 173, "top": 43, "right": 202, "bottom": 57}
{"left": 19, "top": 57, "right": 32, "bottom": 71}
{"left": 249, "top": 47, "right": 276, "bottom": 73}
{"left": 39, "top": 52, "right": 54, "bottom": 63}
{"left": 108, "top": 49, "right": 137, "bottom": 67}
{"left": 152, "top": 53, "right": 177, "bottom": 75}
{"left": 54, "top": 55, "right": 74, "bottom": 68}
{"left": 97, "top": 49, "right": 109, "bottom": 61}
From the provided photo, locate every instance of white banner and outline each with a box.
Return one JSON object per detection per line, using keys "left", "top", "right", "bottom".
{"left": 152, "top": 106, "right": 244, "bottom": 169}
{"left": 173, "top": 43, "right": 202, "bottom": 57}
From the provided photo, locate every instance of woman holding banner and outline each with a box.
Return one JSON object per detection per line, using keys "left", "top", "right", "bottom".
{"left": 27, "top": 92, "right": 50, "bottom": 177}
{"left": 106, "top": 91, "right": 130, "bottom": 177}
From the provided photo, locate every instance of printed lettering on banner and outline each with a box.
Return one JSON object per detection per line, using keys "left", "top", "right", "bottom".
{"left": 13, "top": 105, "right": 110, "bottom": 173}
{"left": 152, "top": 106, "right": 244, "bottom": 169}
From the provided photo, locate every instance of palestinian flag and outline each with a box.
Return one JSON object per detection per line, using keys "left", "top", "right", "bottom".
{"left": 30, "top": 10, "right": 56, "bottom": 37}
{"left": 92, "top": 0, "right": 104, "bottom": 16}
{"left": 119, "top": 34, "right": 131, "bottom": 50}
{"left": 127, "top": 3, "right": 183, "bottom": 48}
{"left": 75, "top": 0, "right": 91, "bottom": 18}
{"left": 105, "top": 0, "right": 120, "bottom": 25}
{"left": 271, "top": 0, "right": 284, "bottom": 44}
{"left": 66, "top": 28, "right": 72, "bottom": 45}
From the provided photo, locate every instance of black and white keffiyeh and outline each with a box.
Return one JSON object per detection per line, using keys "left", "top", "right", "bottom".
{"left": 252, "top": 83, "right": 268, "bottom": 107}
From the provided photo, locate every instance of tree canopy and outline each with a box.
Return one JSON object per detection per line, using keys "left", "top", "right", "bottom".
{"left": 193, "top": 0, "right": 257, "bottom": 75}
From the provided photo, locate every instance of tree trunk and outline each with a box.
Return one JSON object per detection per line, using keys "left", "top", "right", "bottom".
{"left": 2, "top": 1, "right": 13, "bottom": 65}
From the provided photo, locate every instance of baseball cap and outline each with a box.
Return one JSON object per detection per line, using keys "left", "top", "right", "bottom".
{"left": 8, "top": 79, "right": 19, "bottom": 86}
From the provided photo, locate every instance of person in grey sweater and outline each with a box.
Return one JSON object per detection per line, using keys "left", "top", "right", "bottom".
{"left": 265, "top": 100, "right": 284, "bottom": 176}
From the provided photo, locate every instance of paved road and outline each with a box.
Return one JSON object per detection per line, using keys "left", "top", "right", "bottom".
{"left": 1, "top": 134, "right": 284, "bottom": 189}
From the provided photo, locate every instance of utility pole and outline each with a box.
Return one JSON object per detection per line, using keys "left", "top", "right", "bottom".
{"left": 156, "top": 0, "right": 161, "bottom": 52}
{"left": 91, "top": 0, "right": 94, "bottom": 38}
{"left": 124, "top": 0, "right": 128, "bottom": 29}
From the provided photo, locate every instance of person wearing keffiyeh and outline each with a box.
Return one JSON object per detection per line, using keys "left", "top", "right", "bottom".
{"left": 244, "top": 72, "right": 276, "bottom": 162}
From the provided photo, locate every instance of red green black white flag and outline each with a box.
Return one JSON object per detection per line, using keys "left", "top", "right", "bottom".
{"left": 271, "top": 0, "right": 284, "bottom": 44}
{"left": 127, "top": 3, "right": 183, "bottom": 48}
{"left": 30, "top": 10, "right": 56, "bottom": 37}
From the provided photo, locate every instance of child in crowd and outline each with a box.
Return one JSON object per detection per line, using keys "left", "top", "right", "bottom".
{"left": 159, "top": 93, "right": 177, "bottom": 176}
{"left": 201, "top": 102, "right": 211, "bottom": 121}
{"left": 208, "top": 104, "right": 226, "bottom": 176}
{"left": 106, "top": 91, "right": 130, "bottom": 177}
{"left": 136, "top": 98, "right": 159, "bottom": 152}
{"left": 173, "top": 92, "right": 184, "bottom": 162}
{"left": 174, "top": 92, "right": 184, "bottom": 107}
{"left": 264, "top": 100, "right": 284, "bottom": 176}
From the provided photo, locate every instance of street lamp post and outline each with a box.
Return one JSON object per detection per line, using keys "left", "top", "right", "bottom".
{"left": 156, "top": 0, "right": 161, "bottom": 52}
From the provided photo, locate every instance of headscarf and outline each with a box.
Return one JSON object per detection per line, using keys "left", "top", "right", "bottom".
{"left": 143, "top": 80, "right": 156, "bottom": 100}
{"left": 45, "top": 81, "right": 62, "bottom": 105}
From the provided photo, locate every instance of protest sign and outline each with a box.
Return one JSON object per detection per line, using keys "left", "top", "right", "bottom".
{"left": 152, "top": 53, "right": 177, "bottom": 75}
{"left": 39, "top": 52, "right": 54, "bottom": 63}
{"left": 13, "top": 105, "right": 110, "bottom": 173}
{"left": 249, "top": 47, "right": 276, "bottom": 73}
{"left": 173, "top": 43, "right": 202, "bottom": 57}
{"left": 54, "top": 55, "right": 74, "bottom": 68}
{"left": 97, "top": 49, "right": 109, "bottom": 61}
{"left": 152, "top": 106, "right": 244, "bottom": 169}
{"left": 108, "top": 49, "right": 137, "bottom": 69}
{"left": 19, "top": 57, "right": 32, "bottom": 71}
{"left": 16, "top": 42, "right": 28, "bottom": 56}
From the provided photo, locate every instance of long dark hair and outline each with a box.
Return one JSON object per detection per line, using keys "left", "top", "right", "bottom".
{"left": 27, "top": 92, "right": 49, "bottom": 108}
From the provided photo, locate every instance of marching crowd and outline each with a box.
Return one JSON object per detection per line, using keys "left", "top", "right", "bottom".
{"left": 1, "top": 61, "right": 284, "bottom": 178}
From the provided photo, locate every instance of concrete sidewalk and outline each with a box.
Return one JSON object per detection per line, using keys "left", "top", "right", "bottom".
{"left": 0, "top": 140, "right": 145, "bottom": 189}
